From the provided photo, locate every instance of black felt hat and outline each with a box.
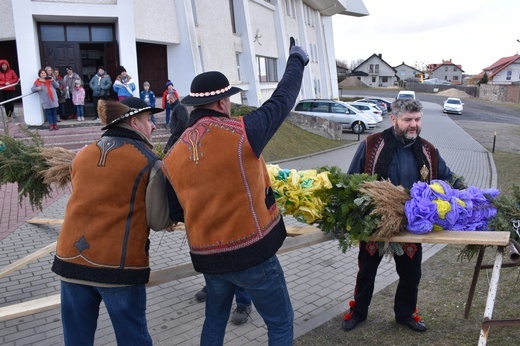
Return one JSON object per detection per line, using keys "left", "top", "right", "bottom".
{"left": 99, "top": 97, "right": 163, "bottom": 130}
{"left": 181, "top": 71, "right": 242, "bottom": 106}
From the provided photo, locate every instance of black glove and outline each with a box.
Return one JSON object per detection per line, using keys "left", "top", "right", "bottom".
{"left": 289, "top": 37, "right": 309, "bottom": 66}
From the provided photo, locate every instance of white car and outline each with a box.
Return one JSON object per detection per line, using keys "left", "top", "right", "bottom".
{"left": 443, "top": 97, "right": 464, "bottom": 115}
{"left": 396, "top": 90, "right": 416, "bottom": 99}
{"left": 348, "top": 102, "right": 383, "bottom": 123}
{"left": 293, "top": 99, "right": 377, "bottom": 134}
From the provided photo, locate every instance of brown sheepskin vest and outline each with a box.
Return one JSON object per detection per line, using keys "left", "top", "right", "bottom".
{"left": 162, "top": 116, "right": 286, "bottom": 274}
{"left": 52, "top": 137, "right": 158, "bottom": 285}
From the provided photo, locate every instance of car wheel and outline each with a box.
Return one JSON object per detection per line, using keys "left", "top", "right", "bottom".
{"left": 352, "top": 122, "right": 366, "bottom": 134}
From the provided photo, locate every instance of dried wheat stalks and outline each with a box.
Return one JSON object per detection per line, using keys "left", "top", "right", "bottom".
{"left": 360, "top": 180, "right": 410, "bottom": 239}
{"left": 38, "top": 147, "right": 76, "bottom": 188}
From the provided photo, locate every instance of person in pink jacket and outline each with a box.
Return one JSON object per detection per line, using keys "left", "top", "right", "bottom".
{"left": 72, "top": 79, "right": 86, "bottom": 121}
{"left": 0, "top": 59, "right": 19, "bottom": 119}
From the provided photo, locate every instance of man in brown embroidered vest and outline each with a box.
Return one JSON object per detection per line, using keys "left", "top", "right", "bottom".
{"left": 342, "top": 98, "right": 465, "bottom": 333}
{"left": 51, "top": 97, "right": 174, "bottom": 345}
{"left": 162, "top": 37, "right": 308, "bottom": 345}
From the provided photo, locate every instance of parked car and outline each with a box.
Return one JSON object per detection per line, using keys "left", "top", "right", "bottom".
{"left": 396, "top": 90, "right": 416, "bottom": 99}
{"left": 443, "top": 97, "right": 464, "bottom": 115}
{"left": 348, "top": 102, "right": 383, "bottom": 123}
{"left": 364, "top": 97, "right": 392, "bottom": 112}
{"left": 357, "top": 98, "right": 389, "bottom": 114}
{"left": 293, "top": 99, "right": 377, "bottom": 134}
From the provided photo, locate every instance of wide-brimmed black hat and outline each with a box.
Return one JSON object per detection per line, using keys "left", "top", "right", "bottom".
{"left": 181, "top": 71, "right": 242, "bottom": 106}
{"left": 100, "top": 97, "right": 163, "bottom": 130}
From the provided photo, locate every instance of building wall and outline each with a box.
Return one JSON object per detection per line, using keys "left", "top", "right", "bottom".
{"left": 6, "top": 0, "right": 367, "bottom": 125}
{"left": 431, "top": 66, "right": 463, "bottom": 84}
{"left": 489, "top": 61, "right": 520, "bottom": 85}
{"left": 395, "top": 64, "right": 419, "bottom": 82}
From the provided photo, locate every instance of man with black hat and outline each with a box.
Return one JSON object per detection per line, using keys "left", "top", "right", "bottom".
{"left": 51, "top": 97, "right": 175, "bottom": 346}
{"left": 162, "top": 38, "right": 308, "bottom": 345}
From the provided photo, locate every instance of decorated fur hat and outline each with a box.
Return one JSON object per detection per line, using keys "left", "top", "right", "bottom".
{"left": 99, "top": 97, "right": 163, "bottom": 130}
{"left": 181, "top": 71, "right": 242, "bottom": 106}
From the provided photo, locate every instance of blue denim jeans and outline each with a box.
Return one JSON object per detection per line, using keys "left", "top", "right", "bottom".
{"left": 45, "top": 107, "right": 58, "bottom": 125}
{"left": 60, "top": 281, "right": 152, "bottom": 346}
{"left": 201, "top": 255, "right": 293, "bottom": 346}
{"left": 235, "top": 285, "right": 251, "bottom": 308}
{"left": 75, "top": 105, "right": 84, "bottom": 118}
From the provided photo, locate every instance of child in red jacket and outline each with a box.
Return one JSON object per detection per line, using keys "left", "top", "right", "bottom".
{"left": 161, "top": 80, "right": 179, "bottom": 126}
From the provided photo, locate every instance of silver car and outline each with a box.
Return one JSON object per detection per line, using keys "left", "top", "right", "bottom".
{"left": 293, "top": 99, "right": 377, "bottom": 134}
{"left": 348, "top": 102, "right": 384, "bottom": 123}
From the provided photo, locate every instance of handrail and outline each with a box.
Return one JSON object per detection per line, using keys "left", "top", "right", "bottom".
{"left": 0, "top": 80, "right": 20, "bottom": 91}
{"left": 1, "top": 87, "right": 37, "bottom": 134}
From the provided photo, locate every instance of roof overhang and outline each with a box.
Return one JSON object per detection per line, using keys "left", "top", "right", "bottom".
{"left": 304, "top": 0, "right": 369, "bottom": 17}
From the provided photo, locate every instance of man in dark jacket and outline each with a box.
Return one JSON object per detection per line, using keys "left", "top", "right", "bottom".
{"left": 88, "top": 66, "right": 112, "bottom": 120}
{"left": 342, "top": 98, "right": 465, "bottom": 333}
{"left": 163, "top": 92, "right": 188, "bottom": 153}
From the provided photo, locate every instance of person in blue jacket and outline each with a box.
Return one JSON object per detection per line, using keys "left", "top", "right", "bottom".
{"left": 140, "top": 81, "right": 157, "bottom": 124}
{"left": 113, "top": 66, "right": 136, "bottom": 100}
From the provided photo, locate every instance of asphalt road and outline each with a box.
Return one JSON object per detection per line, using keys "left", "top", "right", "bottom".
{"left": 343, "top": 89, "right": 520, "bottom": 126}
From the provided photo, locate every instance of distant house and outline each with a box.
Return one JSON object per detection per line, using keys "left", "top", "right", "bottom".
{"left": 352, "top": 53, "right": 397, "bottom": 87}
{"left": 394, "top": 62, "right": 422, "bottom": 82}
{"left": 482, "top": 54, "right": 520, "bottom": 85}
{"left": 336, "top": 62, "right": 349, "bottom": 82}
{"left": 426, "top": 59, "right": 464, "bottom": 85}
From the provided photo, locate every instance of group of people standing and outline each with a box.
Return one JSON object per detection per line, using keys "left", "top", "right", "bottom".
{"left": 30, "top": 66, "right": 86, "bottom": 130}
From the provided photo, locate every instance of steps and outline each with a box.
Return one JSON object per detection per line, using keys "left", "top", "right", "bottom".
{"left": 5, "top": 114, "right": 172, "bottom": 152}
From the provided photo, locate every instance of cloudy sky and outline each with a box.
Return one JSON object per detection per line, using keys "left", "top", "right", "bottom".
{"left": 332, "top": 0, "right": 520, "bottom": 75}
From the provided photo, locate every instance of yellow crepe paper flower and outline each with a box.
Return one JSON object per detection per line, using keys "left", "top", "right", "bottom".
{"left": 266, "top": 164, "right": 332, "bottom": 224}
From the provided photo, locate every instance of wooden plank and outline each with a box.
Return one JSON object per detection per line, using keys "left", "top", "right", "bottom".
{"left": 0, "top": 295, "right": 61, "bottom": 322}
{"left": 286, "top": 225, "right": 321, "bottom": 236}
{"left": 26, "top": 218, "right": 64, "bottom": 225}
{"left": 0, "top": 242, "right": 57, "bottom": 279}
{"left": 372, "top": 231, "right": 510, "bottom": 246}
{"left": 0, "top": 231, "right": 333, "bottom": 322}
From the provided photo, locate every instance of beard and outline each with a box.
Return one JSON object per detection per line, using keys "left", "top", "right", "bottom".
{"left": 394, "top": 124, "right": 421, "bottom": 141}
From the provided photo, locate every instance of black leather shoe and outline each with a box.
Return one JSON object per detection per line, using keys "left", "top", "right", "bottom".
{"left": 342, "top": 317, "right": 363, "bottom": 331}
{"left": 397, "top": 319, "right": 427, "bottom": 332}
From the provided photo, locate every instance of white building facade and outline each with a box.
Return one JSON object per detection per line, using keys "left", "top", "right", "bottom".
{"left": 1, "top": 0, "right": 368, "bottom": 126}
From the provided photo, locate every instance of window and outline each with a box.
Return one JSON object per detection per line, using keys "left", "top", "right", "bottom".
{"left": 453, "top": 66, "right": 457, "bottom": 71}
{"left": 400, "top": 69, "right": 406, "bottom": 76}
{"left": 236, "top": 53, "right": 241, "bottom": 81}
{"left": 285, "top": 0, "right": 296, "bottom": 18}
{"left": 257, "top": 56, "right": 278, "bottom": 82}
{"left": 66, "top": 25, "right": 89, "bottom": 41}
{"left": 40, "top": 24, "right": 114, "bottom": 42}
{"left": 229, "top": 0, "right": 236, "bottom": 33}
{"left": 372, "top": 77, "right": 376, "bottom": 83}
{"left": 295, "top": 101, "right": 312, "bottom": 111}
{"left": 453, "top": 76, "right": 459, "bottom": 81}
{"left": 445, "top": 66, "right": 448, "bottom": 71}
{"left": 191, "top": 0, "right": 199, "bottom": 25}
{"left": 369, "top": 64, "right": 379, "bottom": 73}
{"left": 311, "top": 102, "right": 329, "bottom": 113}
{"left": 506, "top": 70, "right": 512, "bottom": 81}
{"left": 331, "top": 103, "right": 346, "bottom": 113}
{"left": 382, "top": 77, "right": 388, "bottom": 83}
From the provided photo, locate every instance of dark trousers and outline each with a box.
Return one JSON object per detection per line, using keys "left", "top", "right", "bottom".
{"left": 351, "top": 241, "right": 422, "bottom": 322}
{"left": 0, "top": 90, "right": 15, "bottom": 116}
{"left": 92, "top": 96, "right": 102, "bottom": 118}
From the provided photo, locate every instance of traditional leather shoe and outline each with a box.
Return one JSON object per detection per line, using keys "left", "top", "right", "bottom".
{"left": 397, "top": 319, "right": 427, "bottom": 332}
{"left": 342, "top": 317, "right": 363, "bottom": 331}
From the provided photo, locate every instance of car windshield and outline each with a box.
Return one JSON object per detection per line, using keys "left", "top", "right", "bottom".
{"left": 447, "top": 99, "right": 461, "bottom": 104}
